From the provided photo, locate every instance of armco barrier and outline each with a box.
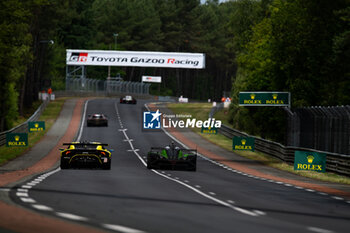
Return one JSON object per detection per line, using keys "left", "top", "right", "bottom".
{"left": 210, "top": 106, "right": 350, "bottom": 177}
{"left": 0, "top": 100, "right": 48, "bottom": 146}
{"left": 218, "top": 124, "right": 350, "bottom": 176}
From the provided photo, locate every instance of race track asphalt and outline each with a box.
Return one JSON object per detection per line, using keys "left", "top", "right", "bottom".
{"left": 9, "top": 98, "right": 350, "bottom": 233}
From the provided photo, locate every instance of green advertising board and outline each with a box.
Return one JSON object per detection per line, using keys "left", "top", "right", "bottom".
{"left": 201, "top": 126, "right": 217, "bottom": 134}
{"left": 233, "top": 136, "right": 255, "bottom": 151}
{"left": 28, "top": 121, "right": 45, "bottom": 132}
{"left": 294, "top": 150, "right": 326, "bottom": 173}
{"left": 239, "top": 92, "right": 290, "bottom": 107}
{"left": 6, "top": 133, "right": 28, "bottom": 147}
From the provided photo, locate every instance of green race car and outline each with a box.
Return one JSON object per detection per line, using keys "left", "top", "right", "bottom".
{"left": 59, "top": 142, "right": 113, "bottom": 169}
{"left": 147, "top": 142, "right": 197, "bottom": 171}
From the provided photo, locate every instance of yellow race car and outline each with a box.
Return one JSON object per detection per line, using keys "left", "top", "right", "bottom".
{"left": 59, "top": 142, "right": 113, "bottom": 169}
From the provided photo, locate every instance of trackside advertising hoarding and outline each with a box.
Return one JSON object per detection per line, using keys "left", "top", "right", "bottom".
{"left": 142, "top": 76, "right": 162, "bottom": 83}
{"left": 66, "top": 50, "right": 205, "bottom": 69}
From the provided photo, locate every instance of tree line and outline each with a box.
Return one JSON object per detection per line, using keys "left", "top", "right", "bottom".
{"left": 0, "top": 0, "right": 349, "bottom": 144}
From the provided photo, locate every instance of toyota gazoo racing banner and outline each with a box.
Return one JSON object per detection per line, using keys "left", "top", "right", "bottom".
{"left": 66, "top": 50, "right": 205, "bottom": 69}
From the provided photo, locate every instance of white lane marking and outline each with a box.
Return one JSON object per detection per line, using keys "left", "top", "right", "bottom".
{"left": 332, "top": 196, "right": 344, "bottom": 200}
{"left": 26, "top": 182, "right": 37, "bottom": 186}
{"left": 17, "top": 188, "right": 28, "bottom": 192}
{"left": 34, "top": 178, "right": 44, "bottom": 182}
{"left": 254, "top": 210, "right": 266, "bottom": 216}
{"left": 127, "top": 149, "right": 140, "bottom": 152}
{"left": 152, "top": 169, "right": 258, "bottom": 216}
{"left": 21, "top": 185, "right": 32, "bottom": 189}
{"left": 28, "top": 181, "right": 40, "bottom": 184}
{"left": 307, "top": 226, "right": 334, "bottom": 233}
{"left": 103, "top": 224, "right": 146, "bottom": 233}
{"left": 76, "top": 99, "right": 89, "bottom": 141}
{"left": 56, "top": 212, "right": 88, "bottom": 221}
{"left": 20, "top": 198, "right": 36, "bottom": 203}
{"left": 284, "top": 184, "right": 292, "bottom": 187}
{"left": 16, "top": 192, "right": 28, "bottom": 197}
{"left": 227, "top": 200, "right": 235, "bottom": 204}
{"left": 31, "top": 204, "right": 53, "bottom": 211}
{"left": 318, "top": 192, "right": 328, "bottom": 196}
{"left": 295, "top": 186, "right": 303, "bottom": 189}
{"left": 209, "top": 192, "right": 216, "bottom": 196}
{"left": 195, "top": 185, "right": 201, "bottom": 188}
{"left": 306, "top": 189, "right": 315, "bottom": 192}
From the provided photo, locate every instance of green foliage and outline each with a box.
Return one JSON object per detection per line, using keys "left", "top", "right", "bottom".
{"left": 229, "top": 0, "right": 350, "bottom": 143}
{"left": 1, "top": 0, "right": 349, "bottom": 143}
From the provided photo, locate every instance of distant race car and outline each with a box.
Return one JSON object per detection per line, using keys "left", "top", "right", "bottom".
{"left": 59, "top": 142, "right": 113, "bottom": 169}
{"left": 87, "top": 114, "right": 108, "bottom": 127}
{"left": 120, "top": 95, "right": 137, "bottom": 104}
{"left": 147, "top": 142, "right": 197, "bottom": 171}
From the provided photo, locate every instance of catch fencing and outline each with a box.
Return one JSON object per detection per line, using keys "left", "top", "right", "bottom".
{"left": 286, "top": 106, "right": 350, "bottom": 155}
{"left": 0, "top": 101, "right": 48, "bottom": 146}
{"left": 210, "top": 104, "right": 350, "bottom": 176}
{"left": 65, "top": 77, "right": 151, "bottom": 96}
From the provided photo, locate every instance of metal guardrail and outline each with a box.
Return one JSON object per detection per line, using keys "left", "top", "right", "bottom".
{"left": 0, "top": 100, "right": 49, "bottom": 146}
{"left": 210, "top": 106, "right": 350, "bottom": 177}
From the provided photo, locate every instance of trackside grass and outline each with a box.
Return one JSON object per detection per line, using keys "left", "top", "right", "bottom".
{"left": 167, "top": 103, "right": 350, "bottom": 185}
{"left": 0, "top": 98, "right": 66, "bottom": 166}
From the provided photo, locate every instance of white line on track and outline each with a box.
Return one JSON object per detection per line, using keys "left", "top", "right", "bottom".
{"left": 31, "top": 204, "right": 53, "bottom": 211}
{"left": 103, "top": 223, "right": 146, "bottom": 233}
{"left": 21, "top": 185, "right": 32, "bottom": 189}
{"left": 76, "top": 99, "right": 89, "bottom": 141}
{"left": 307, "top": 226, "right": 334, "bottom": 233}
{"left": 17, "top": 188, "right": 28, "bottom": 192}
{"left": 20, "top": 198, "right": 36, "bottom": 203}
{"left": 253, "top": 210, "right": 266, "bottom": 216}
{"left": 305, "top": 189, "right": 315, "bottom": 192}
{"left": 56, "top": 212, "right": 88, "bottom": 221}
{"left": 331, "top": 196, "right": 344, "bottom": 200}
{"left": 16, "top": 192, "right": 29, "bottom": 197}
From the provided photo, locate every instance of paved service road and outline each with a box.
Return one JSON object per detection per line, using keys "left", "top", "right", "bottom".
{"left": 10, "top": 99, "right": 350, "bottom": 233}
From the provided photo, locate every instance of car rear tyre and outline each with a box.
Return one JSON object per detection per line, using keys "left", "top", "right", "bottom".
{"left": 102, "top": 161, "right": 111, "bottom": 170}
{"left": 60, "top": 160, "right": 69, "bottom": 169}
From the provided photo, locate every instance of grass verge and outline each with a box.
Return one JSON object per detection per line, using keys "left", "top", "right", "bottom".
{"left": 0, "top": 98, "right": 67, "bottom": 166}
{"left": 167, "top": 103, "right": 350, "bottom": 185}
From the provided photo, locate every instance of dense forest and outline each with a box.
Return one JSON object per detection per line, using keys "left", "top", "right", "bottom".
{"left": 0, "top": 0, "right": 349, "bottom": 143}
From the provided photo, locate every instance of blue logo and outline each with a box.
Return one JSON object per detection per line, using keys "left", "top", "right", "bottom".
{"left": 143, "top": 110, "right": 162, "bottom": 129}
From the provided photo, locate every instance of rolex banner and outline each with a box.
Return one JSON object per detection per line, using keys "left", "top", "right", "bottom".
{"left": 6, "top": 133, "right": 28, "bottom": 147}
{"left": 294, "top": 151, "right": 326, "bottom": 173}
{"left": 28, "top": 121, "right": 45, "bottom": 132}
{"left": 233, "top": 136, "right": 255, "bottom": 151}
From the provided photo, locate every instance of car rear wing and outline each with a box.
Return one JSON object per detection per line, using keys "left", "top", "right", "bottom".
{"left": 150, "top": 147, "right": 197, "bottom": 154}
{"left": 63, "top": 143, "right": 109, "bottom": 146}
